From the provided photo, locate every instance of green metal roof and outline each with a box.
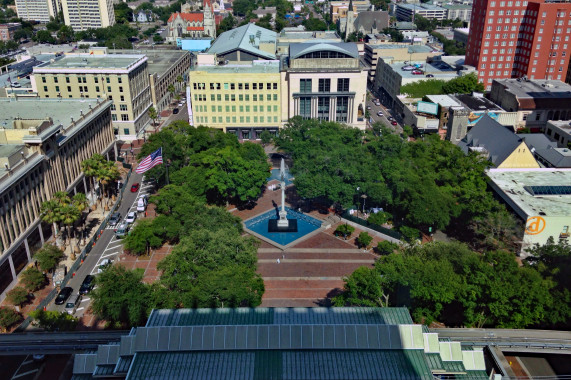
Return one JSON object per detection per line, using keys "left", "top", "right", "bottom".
{"left": 126, "top": 350, "right": 434, "bottom": 380}
{"left": 146, "top": 307, "right": 414, "bottom": 327}
{"left": 441, "top": 360, "right": 467, "bottom": 374}
{"left": 208, "top": 24, "right": 277, "bottom": 59}
{"left": 455, "top": 370, "right": 489, "bottom": 379}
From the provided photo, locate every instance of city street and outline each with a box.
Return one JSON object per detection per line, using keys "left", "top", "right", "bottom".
{"left": 47, "top": 170, "right": 152, "bottom": 319}
{"left": 366, "top": 96, "right": 403, "bottom": 134}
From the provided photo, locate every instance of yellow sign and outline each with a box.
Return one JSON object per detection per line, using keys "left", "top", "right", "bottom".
{"left": 525, "top": 216, "right": 546, "bottom": 235}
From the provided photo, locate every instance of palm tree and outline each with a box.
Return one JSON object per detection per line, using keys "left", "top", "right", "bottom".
{"left": 60, "top": 204, "right": 80, "bottom": 258}
{"left": 40, "top": 200, "right": 61, "bottom": 240}
{"left": 81, "top": 154, "right": 105, "bottom": 208}
{"left": 176, "top": 75, "right": 184, "bottom": 91}
{"left": 97, "top": 162, "right": 121, "bottom": 211}
{"left": 72, "top": 193, "right": 89, "bottom": 247}
{"left": 167, "top": 84, "right": 176, "bottom": 103}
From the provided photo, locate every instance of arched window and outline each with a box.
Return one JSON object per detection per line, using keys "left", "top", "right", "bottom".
{"left": 298, "top": 50, "right": 354, "bottom": 59}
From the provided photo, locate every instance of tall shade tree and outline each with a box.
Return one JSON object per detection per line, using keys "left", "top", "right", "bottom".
{"left": 81, "top": 154, "right": 105, "bottom": 206}
{"left": 34, "top": 244, "right": 65, "bottom": 273}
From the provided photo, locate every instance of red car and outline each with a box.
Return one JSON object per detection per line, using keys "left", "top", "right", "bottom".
{"left": 130, "top": 183, "right": 140, "bottom": 192}
{"left": 391, "top": 121, "right": 398, "bottom": 126}
{"left": 412, "top": 70, "right": 424, "bottom": 75}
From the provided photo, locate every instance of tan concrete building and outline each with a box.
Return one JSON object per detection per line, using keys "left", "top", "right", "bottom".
{"left": 110, "top": 49, "right": 191, "bottom": 113}
{"left": 364, "top": 43, "right": 441, "bottom": 82}
{"left": 0, "top": 98, "right": 115, "bottom": 300}
{"left": 32, "top": 53, "right": 152, "bottom": 140}
{"left": 61, "top": 0, "right": 115, "bottom": 31}
{"left": 282, "top": 42, "right": 368, "bottom": 129}
{"left": 0, "top": 23, "right": 21, "bottom": 42}
{"left": 15, "top": 0, "right": 60, "bottom": 23}
{"left": 188, "top": 56, "right": 281, "bottom": 139}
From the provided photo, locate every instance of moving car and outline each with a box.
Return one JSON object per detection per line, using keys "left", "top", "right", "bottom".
{"left": 79, "top": 275, "right": 95, "bottom": 295}
{"left": 55, "top": 286, "right": 73, "bottom": 305}
{"left": 64, "top": 294, "right": 81, "bottom": 315}
{"left": 130, "top": 183, "right": 140, "bottom": 193}
{"left": 108, "top": 212, "right": 121, "bottom": 227}
{"left": 173, "top": 108, "right": 179, "bottom": 114}
{"left": 98, "top": 258, "right": 113, "bottom": 273}
{"left": 125, "top": 211, "right": 137, "bottom": 225}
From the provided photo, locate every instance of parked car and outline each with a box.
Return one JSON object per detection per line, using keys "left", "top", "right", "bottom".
{"left": 79, "top": 275, "right": 95, "bottom": 295}
{"left": 137, "top": 195, "right": 148, "bottom": 212}
{"left": 377, "top": 111, "right": 384, "bottom": 116}
{"left": 412, "top": 70, "right": 423, "bottom": 75}
{"left": 388, "top": 116, "right": 394, "bottom": 121}
{"left": 178, "top": 102, "right": 183, "bottom": 107}
{"left": 98, "top": 258, "right": 113, "bottom": 273}
{"left": 115, "top": 224, "right": 129, "bottom": 239}
{"left": 366, "top": 105, "right": 371, "bottom": 110}
{"left": 108, "top": 212, "right": 121, "bottom": 227}
{"left": 64, "top": 294, "right": 82, "bottom": 315}
{"left": 130, "top": 183, "right": 140, "bottom": 193}
{"left": 11, "top": 82, "right": 21, "bottom": 88}
{"left": 125, "top": 211, "right": 137, "bottom": 225}
{"left": 173, "top": 108, "right": 179, "bottom": 114}
{"left": 426, "top": 74, "right": 434, "bottom": 78}
{"left": 55, "top": 286, "right": 72, "bottom": 305}
{"left": 391, "top": 121, "right": 398, "bottom": 126}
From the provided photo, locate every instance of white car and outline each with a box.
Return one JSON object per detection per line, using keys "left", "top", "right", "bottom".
{"left": 178, "top": 102, "right": 183, "bottom": 107}
{"left": 98, "top": 258, "right": 112, "bottom": 273}
{"left": 125, "top": 211, "right": 137, "bottom": 225}
{"left": 377, "top": 111, "right": 384, "bottom": 116}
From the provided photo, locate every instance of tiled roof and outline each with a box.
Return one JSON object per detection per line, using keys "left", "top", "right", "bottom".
{"left": 168, "top": 12, "right": 204, "bottom": 23}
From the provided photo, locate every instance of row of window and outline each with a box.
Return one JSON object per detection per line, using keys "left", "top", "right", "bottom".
{"left": 299, "top": 96, "right": 349, "bottom": 122}
{"left": 194, "top": 104, "right": 279, "bottom": 113}
{"left": 41, "top": 75, "right": 123, "bottom": 84}
{"left": 194, "top": 93, "right": 280, "bottom": 102}
{"left": 43, "top": 85, "right": 127, "bottom": 100}
{"left": 197, "top": 116, "right": 280, "bottom": 124}
{"left": 193, "top": 82, "right": 278, "bottom": 91}
{"left": 300, "top": 78, "right": 350, "bottom": 93}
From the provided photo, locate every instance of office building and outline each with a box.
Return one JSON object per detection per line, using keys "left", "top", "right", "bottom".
{"left": 544, "top": 119, "right": 571, "bottom": 148}
{"left": 489, "top": 78, "right": 571, "bottom": 130}
{"left": 188, "top": 57, "right": 281, "bottom": 139}
{"left": 282, "top": 42, "right": 368, "bottom": 129}
{"left": 487, "top": 168, "right": 571, "bottom": 257}
{"left": 395, "top": 3, "right": 448, "bottom": 22}
{"left": 15, "top": 0, "right": 60, "bottom": 23}
{"left": 60, "top": 0, "right": 115, "bottom": 31}
{"left": 365, "top": 43, "right": 441, "bottom": 82}
{"left": 110, "top": 49, "right": 191, "bottom": 113}
{"left": 32, "top": 53, "right": 153, "bottom": 140}
{"left": 0, "top": 98, "right": 115, "bottom": 300}
{"left": 465, "top": 0, "right": 571, "bottom": 90}
{"left": 0, "top": 23, "right": 21, "bottom": 42}
{"left": 72, "top": 307, "right": 489, "bottom": 379}
{"left": 441, "top": 3, "right": 472, "bottom": 22}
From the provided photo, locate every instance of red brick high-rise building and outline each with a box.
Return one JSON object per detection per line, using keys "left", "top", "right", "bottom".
{"left": 466, "top": 0, "right": 571, "bottom": 90}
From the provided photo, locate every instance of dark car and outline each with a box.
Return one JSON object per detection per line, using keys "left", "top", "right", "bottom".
{"left": 426, "top": 74, "right": 434, "bottom": 78}
{"left": 130, "top": 183, "right": 140, "bottom": 193}
{"left": 173, "top": 108, "right": 179, "bottom": 114}
{"left": 79, "top": 275, "right": 95, "bottom": 295}
{"left": 108, "top": 212, "right": 121, "bottom": 227}
{"left": 55, "top": 286, "right": 73, "bottom": 305}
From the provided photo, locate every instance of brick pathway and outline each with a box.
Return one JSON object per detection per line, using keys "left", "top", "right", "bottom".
{"left": 117, "top": 245, "right": 172, "bottom": 284}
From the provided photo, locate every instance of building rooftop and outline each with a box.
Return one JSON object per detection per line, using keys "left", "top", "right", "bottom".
{"left": 394, "top": 21, "right": 417, "bottom": 30}
{"left": 290, "top": 42, "right": 359, "bottom": 59}
{"left": 208, "top": 23, "right": 277, "bottom": 60}
{"left": 33, "top": 54, "right": 146, "bottom": 73}
{"left": 535, "top": 147, "right": 571, "bottom": 168}
{"left": 454, "top": 93, "right": 503, "bottom": 111}
{"left": 111, "top": 50, "right": 188, "bottom": 76}
{"left": 547, "top": 120, "right": 571, "bottom": 134}
{"left": 398, "top": 3, "right": 446, "bottom": 11}
{"left": 72, "top": 307, "right": 488, "bottom": 380}
{"left": 388, "top": 61, "right": 457, "bottom": 79}
{"left": 487, "top": 168, "right": 571, "bottom": 217}
{"left": 191, "top": 60, "right": 280, "bottom": 74}
{"left": 494, "top": 79, "right": 571, "bottom": 100}
{"left": 426, "top": 94, "right": 463, "bottom": 107}
{"left": 441, "top": 3, "right": 472, "bottom": 9}
{"left": 0, "top": 98, "right": 101, "bottom": 131}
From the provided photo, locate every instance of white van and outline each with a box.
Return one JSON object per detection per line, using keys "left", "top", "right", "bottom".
{"left": 137, "top": 195, "right": 148, "bottom": 212}
{"left": 65, "top": 294, "right": 81, "bottom": 315}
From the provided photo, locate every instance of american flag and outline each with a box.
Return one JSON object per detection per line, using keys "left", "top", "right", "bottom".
{"left": 136, "top": 147, "right": 163, "bottom": 174}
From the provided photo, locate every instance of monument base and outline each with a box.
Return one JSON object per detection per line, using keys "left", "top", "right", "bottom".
{"left": 268, "top": 219, "right": 298, "bottom": 232}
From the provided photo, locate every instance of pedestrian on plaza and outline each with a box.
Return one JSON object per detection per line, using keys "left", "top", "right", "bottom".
{"left": 277, "top": 258, "right": 280, "bottom": 264}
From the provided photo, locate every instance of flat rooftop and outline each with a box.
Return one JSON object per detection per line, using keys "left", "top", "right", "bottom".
{"left": 454, "top": 93, "right": 503, "bottom": 111}
{"left": 0, "top": 98, "right": 101, "bottom": 130}
{"left": 112, "top": 50, "right": 188, "bottom": 76}
{"left": 494, "top": 79, "right": 571, "bottom": 99}
{"left": 426, "top": 94, "right": 462, "bottom": 107}
{"left": 547, "top": 120, "right": 571, "bottom": 134}
{"left": 191, "top": 61, "right": 280, "bottom": 74}
{"left": 398, "top": 3, "right": 445, "bottom": 11}
{"left": 34, "top": 54, "right": 145, "bottom": 71}
{"left": 487, "top": 168, "right": 571, "bottom": 217}
{"left": 389, "top": 61, "right": 457, "bottom": 78}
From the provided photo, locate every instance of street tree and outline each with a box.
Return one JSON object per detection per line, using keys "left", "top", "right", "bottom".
{"left": 34, "top": 244, "right": 65, "bottom": 273}
{"left": 20, "top": 267, "right": 45, "bottom": 292}
{"left": 7, "top": 287, "right": 29, "bottom": 308}
{"left": 40, "top": 199, "right": 62, "bottom": 240}
{"left": 148, "top": 107, "right": 158, "bottom": 129}
{"left": 356, "top": 232, "right": 373, "bottom": 249}
{"left": 123, "top": 219, "right": 163, "bottom": 256}
{"left": 29, "top": 310, "right": 78, "bottom": 331}
{"left": 334, "top": 267, "right": 388, "bottom": 307}
{"left": 81, "top": 154, "right": 106, "bottom": 207}
{"left": 0, "top": 307, "right": 22, "bottom": 332}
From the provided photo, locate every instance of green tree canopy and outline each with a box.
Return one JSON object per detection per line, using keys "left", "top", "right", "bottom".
{"left": 34, "top": 244, "right": 65, "bottom": 272}
{"left": 29, "top": 310, "right": 78, "bottom": 331}
{"left": 21, "top": 267, "right": 45, "bottom": 292}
